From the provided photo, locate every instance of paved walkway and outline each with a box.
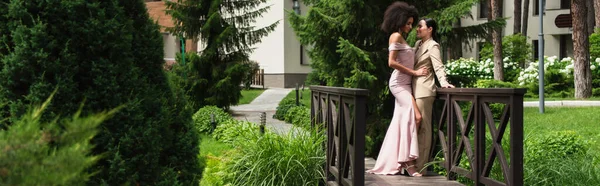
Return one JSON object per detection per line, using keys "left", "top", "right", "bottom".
{"left": 229, "top": 88, "right": 294, "bottom": 134}
{"left": 365, "top": 158, "right": 463, "bottom": 186}
{"left": 524, "top": 100, "right": 600, "bottom": 107}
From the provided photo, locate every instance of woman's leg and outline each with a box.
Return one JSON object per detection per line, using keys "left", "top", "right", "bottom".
{"left": 411, "top": 96, "right": 422, "bottom": 130}
{"left": 415, "top": 97, "right": 435, "bottom": 173}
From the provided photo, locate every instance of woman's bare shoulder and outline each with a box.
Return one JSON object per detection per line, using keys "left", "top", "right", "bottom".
{"left": 388, "top": 32, "right": 405, "bottom": 44}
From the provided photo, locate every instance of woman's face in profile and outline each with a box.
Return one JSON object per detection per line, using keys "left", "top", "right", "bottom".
{"left": 416, "top": 20, "right": 431, "bottom": 39}
{"left": 400, "top": 17, "right": 414, "bottom": 34}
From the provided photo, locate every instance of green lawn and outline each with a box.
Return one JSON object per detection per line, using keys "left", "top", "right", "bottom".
{"left": 283, "top": 89, "right": 311, "bottom": 107}
{"left": 524, "top": 97, "right": 600, "bottom": 101}
{"left": 199, "top": 134, "right": 232, "bottom": 157}
{"left": 238, "top": 88, "right": 265, "bottom": 105}
{"left": 524, "top": 107, "right": 600, "bottom": 152}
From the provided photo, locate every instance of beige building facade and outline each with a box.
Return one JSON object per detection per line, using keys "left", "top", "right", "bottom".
{"left": 147, "top": 0, "right": 312, "bottom": 88}
{"left": 461, "top": 0, "right": 575, "bottom": 61}
{"left": 249, "top": 0, "right": 312, "bottom": 88}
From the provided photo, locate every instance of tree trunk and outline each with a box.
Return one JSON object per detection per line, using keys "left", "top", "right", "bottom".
{"left": 587, "top": 0, "right": 595, "bottom": 35}
{"left": 595, "top": 0, "right": 600, "bottom": 29}
{"left": 492, "top": 0, "right": 504, "bottom": 80}
{"left": 487, "top": 0, "right": 493, "bottom": 42}
{"left": 514, "top": 0, "right": 522, "bottom": 34}
{"left": 522, "top": 0, "right": 529, "bottom": 34}
{"left": 572, "top": 0, "right": 592, "bottom": 98}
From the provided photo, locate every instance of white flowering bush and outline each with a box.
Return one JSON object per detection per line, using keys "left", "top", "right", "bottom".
{"left": 445, "top": 57, "right": 520, "bottom": 87}
{"left": 592, "top": 58, "right": 600, "bottom": 90}
{"left": 517, "top": 56, "right": 571, "bottom": 86}
{"left": 518, "top": 56, "right": 600, "bottom": 97}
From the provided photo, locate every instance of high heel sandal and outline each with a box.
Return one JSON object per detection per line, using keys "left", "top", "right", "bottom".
{"left": 400, "top": 163, "right": 422, "bottom": 177}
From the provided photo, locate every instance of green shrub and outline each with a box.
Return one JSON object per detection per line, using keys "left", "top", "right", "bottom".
{"left": 475, "top": 79, "right": 518, "bottom": 88}
{"left": 524, "top": 131, "right": 599, "bottom": 185}
{"left": 527, "top": 131, "right": 590, "bottom": 160}
{"left": 365, "top": 116, "right": 392, "bottom": 157}
{"left": 193, "top": 106, "right": 233, "bottom": 134}
{"left": 274, "top": 98, "right": 302, "bottom": 120}
{"left": 590, "top": 29, "right": 600, "bottom": 60}
{"left": 227, "top": 127, "right": 326, "bottom": 185}
{"left": 0, "top": 1, "right": 200, "bottom": 184}
{"left": 521, "top": 65, "right": 575, "bottom": 98}
{"left": 518, "top": 56, "right": 578, "bottom": 98}
{"left": 284, "top": 106, "right": 311, "bottom": 128}
{"left": 212, "top": 120, "right": 260, "bottom": 144}
{"left": 480, "top": 34, "right": 532, "bottom": 69}
{"left": 593, "top": 88, "right": 600, "bottom": 97}
{"left": 524, "top": 153, "right": 600, "bottom": 186}
{"left": 199, "top": 156, "right": 234, "bottom": 186}
{"left": 242, "top": 60, "right": 260, "bottom": 89}
{"left": 0, "top": 97, "right": 115, "bottom": 185}
{"left": 168, "top": 52, "right": 254, "bottom": 111}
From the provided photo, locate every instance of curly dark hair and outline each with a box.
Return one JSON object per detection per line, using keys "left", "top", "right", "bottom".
{"left": 381, "top": 2, "right": 418, "bottom": 34}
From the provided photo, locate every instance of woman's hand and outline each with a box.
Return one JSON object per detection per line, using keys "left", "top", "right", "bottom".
{"left": 413, "top": 66, "right": 429, "bottom": 76}
{"left": 441, "top": 84, "right": 455, "bottom": 88}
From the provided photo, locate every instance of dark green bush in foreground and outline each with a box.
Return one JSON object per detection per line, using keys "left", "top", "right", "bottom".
{"left": 0, "top": 97, "right": 115, "bottom": 185}
{"left": 0, "top": 1, "right": 200, "bottom": 184}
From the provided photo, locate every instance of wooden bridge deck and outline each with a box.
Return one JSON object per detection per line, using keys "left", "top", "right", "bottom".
{"left": 365, "top": 158, "right": 464, "bottom": 186}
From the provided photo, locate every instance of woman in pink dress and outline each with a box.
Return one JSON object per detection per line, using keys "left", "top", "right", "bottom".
{"left": 366, "top": 2, "right": 429, "bottom": 177}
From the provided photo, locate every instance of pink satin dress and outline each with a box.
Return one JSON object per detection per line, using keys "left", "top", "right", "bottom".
{"left": 367, "top": 43, "right": 419, "bottom": 175}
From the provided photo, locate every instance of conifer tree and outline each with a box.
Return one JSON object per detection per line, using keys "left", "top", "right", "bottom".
{"left": 0, "top": 0, "right": 200, "bottom": 184}
{"left": 166, "top": 0, "right": 278, "bottom": 110}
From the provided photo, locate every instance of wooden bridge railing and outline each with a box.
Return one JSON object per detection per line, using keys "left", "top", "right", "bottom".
{"left": 309, "top": 86, "right": 525, "bottom": 186}
{"left": 435, "top": 88, "right": 525, "bottom": 186}
{"left": 310, "top": 86, "right": 368, "bottom": 186}
{"left": 249, "top": 69, "right": 265, "bottom": 88}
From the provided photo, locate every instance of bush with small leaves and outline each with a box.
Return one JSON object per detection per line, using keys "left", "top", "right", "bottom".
{"left": 0, "top": 96, "right": 116, "bottom": 185}
{"left": 274, "top": 98, "right": 303, "bottom": 120}
{"left": 212, "top": 120, "right": 260, "bottom": 144}
{"left": 193, "top": 106, "right": 233, "bottom": 134}
{"left": 284, "top": 106, "right": 311, "bottom": 128}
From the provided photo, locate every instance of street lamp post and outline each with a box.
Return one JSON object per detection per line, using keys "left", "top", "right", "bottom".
{"left": 538, "top": 0, "right": 545, "bottom": 113}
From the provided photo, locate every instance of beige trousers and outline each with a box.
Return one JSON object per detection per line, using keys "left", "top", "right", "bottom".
{"left": 415, "top": 96, "right": 435, "bottom": 171}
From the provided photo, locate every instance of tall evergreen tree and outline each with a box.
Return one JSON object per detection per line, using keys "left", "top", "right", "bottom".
{"left": 288, "top": 0, "right": 504, "bottom": 156}
{"left": 0, "top": 0, "right": 10, "bottom": 57}
{"left": 165, "top": 0, "right": 278, "bottom": 110}
{"left": 0, "top": 0, "right": 200, "bottom": 184}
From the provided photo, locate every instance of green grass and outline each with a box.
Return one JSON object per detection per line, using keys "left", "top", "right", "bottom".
{"left": 282, "top": 89, "right": 311, "bottom": 108}
{"left": 199, "top": 134, "right": 232, "bottom": 157}
{"left": 524, "top": 97, "right": 600, "bottom": 101}
{"left": 524, "top": 107, "right": 600, "bottom": 153}
{"left": 238, "top": 88, "right": 265, "bottom": 105}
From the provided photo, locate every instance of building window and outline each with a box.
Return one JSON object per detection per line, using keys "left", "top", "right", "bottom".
{"left": 560, "top": 0, "right": 570, "bottom": 9}
{"left": 534, "top": 0, "right": 545, "bottom": 16}
{"left": 560, "top": 34, "right": 573, "bottom": 59}
{"left": 479, "top": 0, "right": 489, "bottom": 19}
{"left": 532, "top": 40, "right": 539, "bottom": 61}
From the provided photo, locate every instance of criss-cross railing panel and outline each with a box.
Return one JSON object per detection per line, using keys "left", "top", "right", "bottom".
{"left": 310, "top": 86, "right": 368, "bottom": 186}
{"left": 436, "top": 88, "right": 525, "bottom": 186}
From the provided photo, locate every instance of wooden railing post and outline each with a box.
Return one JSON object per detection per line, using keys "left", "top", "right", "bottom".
{"left": 310, "top": 86, "right": 368, "bottom": 186}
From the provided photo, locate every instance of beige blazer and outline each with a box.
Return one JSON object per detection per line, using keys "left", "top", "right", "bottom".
{"left": 412, "top": 39, "right": 451, "bottom": 99}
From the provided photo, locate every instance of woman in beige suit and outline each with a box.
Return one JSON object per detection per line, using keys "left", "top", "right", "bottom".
{"left": 412, "top": 18, "right": 454, "bottom": 173}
